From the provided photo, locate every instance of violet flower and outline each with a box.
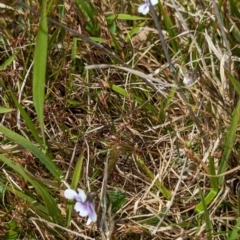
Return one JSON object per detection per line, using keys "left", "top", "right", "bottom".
{"left": 64, "top": 188, "right": 97, "bottom": 225}
{"left": 138, "top": 0, "right": 158, "bottom": 15}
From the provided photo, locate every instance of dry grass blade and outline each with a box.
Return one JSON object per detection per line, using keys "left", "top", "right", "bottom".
{"left": 0, "top": 0, "right": 240, "bottom": 239}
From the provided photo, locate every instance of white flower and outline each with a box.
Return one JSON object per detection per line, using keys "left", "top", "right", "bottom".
{"left": 138, "top": 0, "right": 158, "bottom": 15}
{"left": 64, "top": 188, "right": 97, "bottom": 225}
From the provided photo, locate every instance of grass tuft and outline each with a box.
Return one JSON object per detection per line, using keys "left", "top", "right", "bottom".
{"left": 0, "top": 0, "right": 240, "bottom": 239}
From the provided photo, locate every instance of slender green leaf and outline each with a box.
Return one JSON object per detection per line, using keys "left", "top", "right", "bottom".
{"left": 198, "top": 187, "right": 212, "bottom": 240}
{"left": 218, "top": 100, "right": 240, "bottom": 184}
{"left": 0, "top": 124, "right": 61, "bottom": 179}
{"left": 195, "top": 157, "right": 219, "bottom": 213}
{"left": 106, "top": 14, "right": 147, "bottom": 21}
{"left": 33, "top": 1, "right": 48, "bottom": 148}
{"left": 71, "top": 152, "right": 84, "bottom": 190}
{"left": 0, "top": 107, "right": 13, "bottom": 113}
{"left": 0, "top": 55, "right": 15, "bottom": 70}
{"left": 238, "top": 188, "right": 240, "bottom": 216}
{"left": 8, "top": 90, "right": 43, "bottom": 147}
{"left": 196, "top": 101, "right": 240, "bottom": 212}
{"left": 4, "top": 185, "right": 48, "bottom": 214}
{"left": 75, "top": 0, "right": 95, "bottom": 22}
{"left": 89, "top": 37, "right": 107, "bottom": 43}
{"left": 75, "top": 0, "right": 98, "bottom": 35}
{"left": 208, "top": 156, "right": 218, "bottom": 190}
{"left": 135, "top": 155, "right": 171, "bottom": 199}
{"left": 66, "top": 152, "right": 84, "bottom": 227}
{"left": 107, "top": 190, "right": 127, "bottom": 213}
{"left": 195, "top": 189, "right": 218, "bottom": 213}
{"left": 125, "top": 22, "right": 146, "bottom": 41}
{"left": 108, "top": 83, "right": 128, "bottom": 97}
{"left": 229, "top": 218, "right": 240, "bottom": 240}
{"left": 159, "top": 4, "right": 178, "bottom": 52}
{"left": 160, "top": 87, "right": 176, "bottom": 120}
{"left": 229, "top": 0, "right": 240, "bottom": 18}
{"left": 226, "top": 71, "right": 240, "bottom": 95}
{"left": 0, "top": 154, "right": 63, "bottom": 224}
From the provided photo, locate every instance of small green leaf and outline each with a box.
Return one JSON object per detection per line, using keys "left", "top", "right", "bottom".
{"left": 107, "top": 83, "right": 128, "bottom": 97}
{"left": 3, "top": 230, "right": 18, "bottom": 240}
{"left": 67, "top": 99, "right": 81, "bottom": 106}
{"left": 89, "top": 37, "right": 107, "bottom": 43}
{"left": 0, "top": 106, "right": 14, "bottom": 113}
{"left": 0, "top": 55, "right": 15, "bottom": 70}
{"left": 106, "top": 14, "right": 147, "bottom": 21}
{"left": 107, "top": 190, "right": 127, "bottom": 213}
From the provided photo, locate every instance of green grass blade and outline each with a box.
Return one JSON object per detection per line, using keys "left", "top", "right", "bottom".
{"left": 208, "top": 156, "right": 218, "bottom": 190}
{"left": 8, "top": 90, "right": 43, "bottom": 147}
{"left": 70, "top": 152, "right": 84, "bottom": 189}
{"left": 198, "top": 187, "right": 212, "bottom": 240}
{"left": 160, "top": 87, "right": 176, "bottom": 120}
{"left": 33, "top": 0, "right": 48, "bottom": 148}
{"left": 229, "top": 218, "right": 240, "bottom": 240}
{"left": 159, "top": 3, "right": 178, "bottom": 53}
{"left": 0, "top": 107, "right": 13, "bottom": 113}
{"left": 108, "top": 83, "right": 128, "bottom": 97}
{"left": 0, "top": 55, "right": 15, "bottom": 70}
{"left": 75, "top": 0, "right": 98, "bottom": 35}
{"left": 196, "top": 100, "right": 240, "bottom": 212}
{"left": 70, "top": 37, "right": 78, "bottom": 72}
{"left": 75, "top": 0, "right": 95, "bottom": 22}
{"left": 195, "top": 156, "right": 218, "bottom": 213}
{"left": 218, "top": 100, "right": 240, "bottom": 184}
{"left": 4, "top": 185, "right": 48, "bottom": 214}
{"left": 195, "top": 189, "right": 218, "bottom": 214}
{"left": 238, "top": 188, "right": 240, "bottom": 217}
{"left": 0, "top": 154, "right": 63, "bottom": 224}
{"left": 226, "top": 71, "right": 240, "bottom": 95}
{"left": 0, "top": 124, "right": 61, "bottom": 180}
{"left": 65, "top": 152, "right": 84, "bottom": 227}
{"left": 106, "top": 14, "right": 146, "bottom": 21}
{"left": 135, "top": 155, "right": 171, "bottom": 199}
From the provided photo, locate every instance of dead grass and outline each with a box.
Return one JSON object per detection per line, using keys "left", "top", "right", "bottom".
{"left": 0, "top": 0, "right": 240, "bottom": 239}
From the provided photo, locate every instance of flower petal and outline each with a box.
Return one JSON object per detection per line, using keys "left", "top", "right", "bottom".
{"left": 74, "top": 202, "right": 89, "bottom": 217}
{"left": 150, "top": 0, "right": 158, "bottom": 6}
{"left": 138, "top": 4, "right": 150, "bottom": 15}
{"left": 77, "top": 188, "right": 87, "bottom": 202}
{"left": 88, "top": 204, "right": 97, "bottom": 223}
{"left": 86, "top": 217, "right": 92, "bottom": 225}
{"left": 64, "top": 189, "right": 78, "bottom": 200}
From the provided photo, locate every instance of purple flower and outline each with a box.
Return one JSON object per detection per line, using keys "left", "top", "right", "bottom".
{"left": 138, "top": 0, "right": 158, "bottom": 15}
{"left": 64, "top": 188, "right": 97, "bottom": 225}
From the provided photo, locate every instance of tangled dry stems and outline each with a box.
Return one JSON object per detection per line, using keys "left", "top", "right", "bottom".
{"left": 0, "top": 0, "right": 239, "bottom": 239}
